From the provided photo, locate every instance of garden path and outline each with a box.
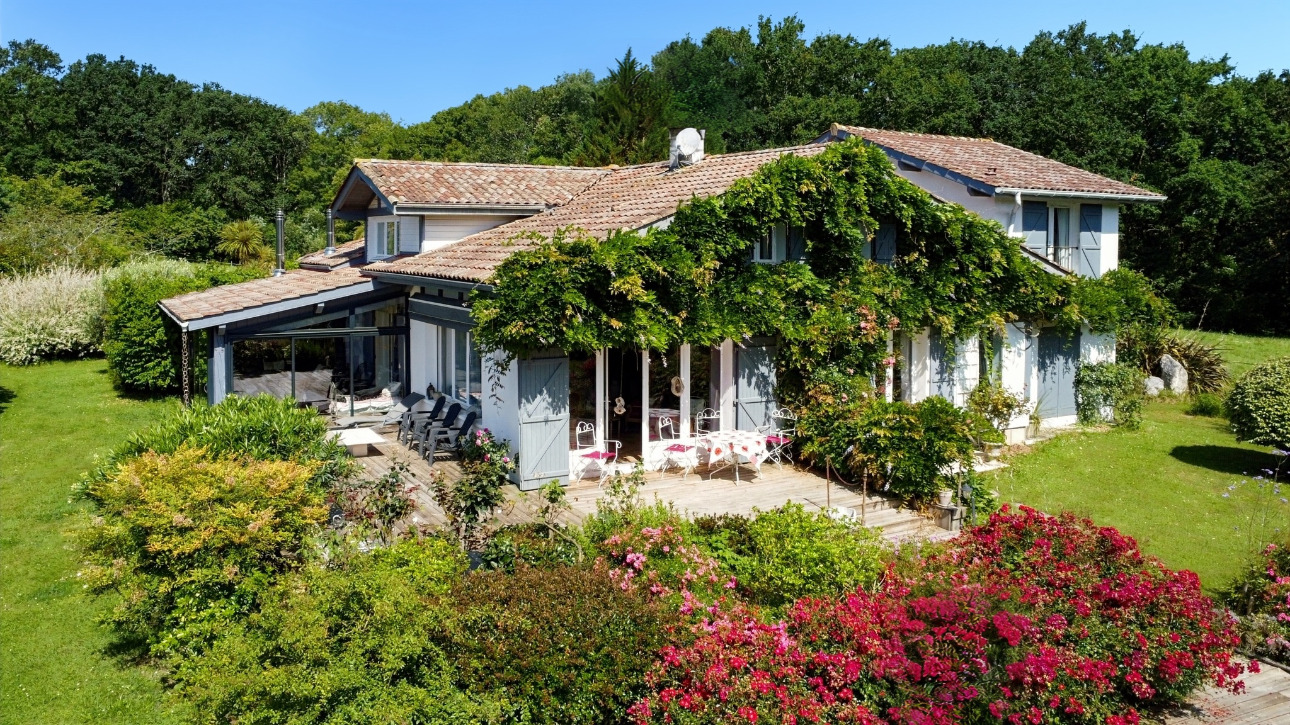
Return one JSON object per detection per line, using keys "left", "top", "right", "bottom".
{"left": 1167, "top": 661, "right": 1290, "bottom": 724}
{"left": 352, "top": 425, "right": 945, "bottom": 543}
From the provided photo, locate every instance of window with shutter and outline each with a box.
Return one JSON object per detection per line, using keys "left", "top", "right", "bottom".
{"left": 1078, "top": 204, "right": 1103, "bottom": 278}
{"left": 874, "top": 223, "right": 897, "bottom": 265}
{"left": 1021, "top": 201, "right": 1048, "bottom": 256}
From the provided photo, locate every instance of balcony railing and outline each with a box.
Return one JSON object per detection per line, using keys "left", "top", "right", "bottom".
{"left": 1049, "top": 245, "right": 1074, "bottom": 271}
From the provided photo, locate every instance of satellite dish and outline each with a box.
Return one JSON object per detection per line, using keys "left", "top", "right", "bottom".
{"left": 675, "top": 128, "right": 703, "bottom": 157}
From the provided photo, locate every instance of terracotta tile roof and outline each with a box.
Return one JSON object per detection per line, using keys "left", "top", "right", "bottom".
{"left": 298, "top": 238, "right": 365, "bottom": 270}
{"left": 365, "top": 144, "right": 827, "bottom": 282}
{"left": 160, "top": 266, "right": 372, "bottom": 325}
{"left": 835, "top": 126, "right": 1164, "bottom": 199}
{"left": 356, "top": 159, "right": 609, "bottom": 208}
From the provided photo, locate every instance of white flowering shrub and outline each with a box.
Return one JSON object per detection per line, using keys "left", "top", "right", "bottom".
{"left": 0, "top": 265, "right": 106, "bottom": 365}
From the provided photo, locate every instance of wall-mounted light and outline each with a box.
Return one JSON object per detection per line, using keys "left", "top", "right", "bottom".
{"left": 315, "top": 303, "right": 325, "bottom": 314}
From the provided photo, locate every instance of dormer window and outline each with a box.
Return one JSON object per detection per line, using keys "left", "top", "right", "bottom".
{"left": 370, "top": 217, "right": 414, "bottom": 259}
{"left": 378, "top": 220, "right": 400, "bottom": 256}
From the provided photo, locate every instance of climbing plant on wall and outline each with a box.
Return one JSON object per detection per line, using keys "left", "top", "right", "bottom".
{"left": 471, "top": 139, "right": 1162, "bottom": 401}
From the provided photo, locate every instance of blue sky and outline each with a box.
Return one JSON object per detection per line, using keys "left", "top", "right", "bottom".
{"left": 3, "top": 0, "right": 1287, "bottom": 123}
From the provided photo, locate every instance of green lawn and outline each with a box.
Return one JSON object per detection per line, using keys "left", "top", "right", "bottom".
{"left": 990, "top": 331, "right": 1290, "bottom": 592}
{"left": 0, "top": 360, "right": 186, "bottom": 725}
{"left": 1189, "top": 329, "right": 1290, "bottom": 379}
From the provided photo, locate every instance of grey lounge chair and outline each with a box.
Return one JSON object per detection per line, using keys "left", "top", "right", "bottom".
{"left": 399, "top": 395, "right": 446, "bottom": 445}
{"left": 416, "top": 403, "right": 461, "bottom": 457}
{"left": 423, "top": 410, "right": 478, "bottom": 463}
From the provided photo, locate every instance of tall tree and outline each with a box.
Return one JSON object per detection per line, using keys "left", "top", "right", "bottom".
{"left": 577, "top": 49, "right": 671, "bottom": 165}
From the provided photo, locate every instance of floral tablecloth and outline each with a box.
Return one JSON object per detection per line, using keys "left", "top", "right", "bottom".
{"left": 700, "top": 430, "right": 767, "bottom": 467}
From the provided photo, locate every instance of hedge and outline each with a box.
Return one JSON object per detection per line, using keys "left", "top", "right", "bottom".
{"left": 101, "top": 259, "right": 262, "bottom": 392}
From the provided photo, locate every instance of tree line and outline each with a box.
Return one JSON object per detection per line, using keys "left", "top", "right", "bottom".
{"left": 1, "top": 17, "right": 1286, "bottom": 333}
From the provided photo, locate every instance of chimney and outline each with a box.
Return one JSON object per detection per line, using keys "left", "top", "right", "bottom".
{"left": 273, "top": 209, "right": 285, "bottom": 277}
{"left": 668, "top": 128, "right": 705, "bottom": 170}
{"left": 325, "top": 207, "right": 336, "bottom": 255}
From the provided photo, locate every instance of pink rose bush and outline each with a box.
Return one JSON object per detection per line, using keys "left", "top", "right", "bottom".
{"left": 601, "top": 523, "right": 734, "bottom": 604}
{"left": 631, "top": 506, "right": 1249, "bottom": 725}
{"left": 1223, "top": 539, "right": 1290, "bottom": 662}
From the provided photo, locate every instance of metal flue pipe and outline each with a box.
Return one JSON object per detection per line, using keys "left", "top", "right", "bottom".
{"left": 273, "top": 209, "right": 285, "bottom": 276}
{"left": 325, "top": 207, "right": 336, "bottom": 255}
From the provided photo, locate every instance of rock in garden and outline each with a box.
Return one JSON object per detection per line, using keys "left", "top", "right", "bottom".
{"left": 1144, "top": 376, "right": 1165, "bottom": 396}
{"left": 1159, "top": 354, "right": 1189, "bottom": 395}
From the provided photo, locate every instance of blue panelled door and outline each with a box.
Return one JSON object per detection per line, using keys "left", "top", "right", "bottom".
{"left": 518, "top": 355, "right": 570, "bottom": 490}
{"left": 1037, "top": 329, "right": 1080, "bottom": 418}
{"left": 735, "top": 341, "right": 777, "bottom": 430}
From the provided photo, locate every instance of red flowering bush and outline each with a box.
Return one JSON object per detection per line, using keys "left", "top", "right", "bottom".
{"left": 632, "top": 506, "right": 1249, "bottom": 725}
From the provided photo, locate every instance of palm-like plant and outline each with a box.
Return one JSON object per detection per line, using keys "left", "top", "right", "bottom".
{"left": 216, "top": 220, "right": 268, "bottom": 264}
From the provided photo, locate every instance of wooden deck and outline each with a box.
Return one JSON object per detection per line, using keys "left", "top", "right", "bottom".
{"left": 351, "top": 425, "right": 937, "bottom": 540}
{"left": 1166, "top": 661, "right": 1290, "bottom": 724}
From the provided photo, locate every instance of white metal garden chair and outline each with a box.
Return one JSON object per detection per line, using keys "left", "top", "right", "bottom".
{"left": 764, "top": 407, "right": 797, "bottom": 468}
{"left": 573, "top": 421, "right": 621, "bottom": 486}
{"left": 694, "top": 408, "right": 720, "bottom": 433}
{"left": 656, "top": 416, "right": 695, "bottom": 480}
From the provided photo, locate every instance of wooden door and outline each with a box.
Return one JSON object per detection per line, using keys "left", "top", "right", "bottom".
{"left": 518, "top": 355, "right": 570, "bottom": 490}
{"left": 735, "top": 341, "right": 777, "bottom": 430}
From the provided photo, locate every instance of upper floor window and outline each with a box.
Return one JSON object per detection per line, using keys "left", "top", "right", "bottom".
{"left": 753, "top": 227, "right": 782, "bottom": 263}
{"left": 377, "top": 220, "right": 400, "bottom": 257}
{"left": 1049, "top": 207, "right": 1074, "bottom": 270}
{"left": 752, "top": 224, "right": 808, "bottom": 264}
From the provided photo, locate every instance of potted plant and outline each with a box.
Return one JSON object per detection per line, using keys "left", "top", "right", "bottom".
{"left": 937, "top": 487, "right": 954, "bottom": 506}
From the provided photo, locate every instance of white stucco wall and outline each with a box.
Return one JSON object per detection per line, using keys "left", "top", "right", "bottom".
{"left": 482, "top": 350, "right": 520, "bottom": 461}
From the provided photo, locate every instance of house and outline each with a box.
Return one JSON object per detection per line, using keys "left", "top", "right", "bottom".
{"left": 159, "top": 126, "right": 1163, "bottom": 488}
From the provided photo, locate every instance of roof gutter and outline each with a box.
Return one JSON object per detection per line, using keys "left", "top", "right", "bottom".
{"left": 994, "top": 187, "right": 1166, "bottom": 203}
{"left": 362, "top": 269, "right": 495, "bottom": 295}
{"left": 394, "top": 203, "right": 548, "bottom": 216}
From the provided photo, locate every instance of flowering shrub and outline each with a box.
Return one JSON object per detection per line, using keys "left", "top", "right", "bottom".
{"left": 1223, "top": 536, "right": 1290, "bottom": 663}
{"left": 633, "top": 507, "right": 1248, "bottom": 725}
{"left": 431, "top": 428, "right": 515, "bottom": 548}
{"left": 601, "top": 522, "right": 733, "bottom": 606}
{"left": 337, "top": 459, "right": 417, "bottom": 544}
{"left": 0, "top": 265, "right": 105, "bottom": 364}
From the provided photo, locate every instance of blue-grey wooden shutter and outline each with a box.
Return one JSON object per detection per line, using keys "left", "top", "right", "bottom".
{"left": 1022, "top": 201, "right": 1048, "bottom": 256}
{"left": 787, "top": 226, "right": 807, "bottom": 261}
{"left": 874, "top": 223, "right": 897, "bottom": 265}
{"left": 1078, "top": 204, "right": 1103, "bottom": 278}
{"left": 735, "top": 341, "right": 776, "bottom": 430}
{"left": 517, "top": 355, "right": 570, "bottom": 490}
{"left": 928, "top": 330, "right": 955, "bottom": 400}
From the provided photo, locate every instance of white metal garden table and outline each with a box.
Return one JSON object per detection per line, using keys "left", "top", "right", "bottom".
{"left": 698, "top": 429, "right": 767, "bottom": 482}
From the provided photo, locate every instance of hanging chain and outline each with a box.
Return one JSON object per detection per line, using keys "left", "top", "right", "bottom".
{"left": 181, "top": 330, "right": 191, "bottom": 406}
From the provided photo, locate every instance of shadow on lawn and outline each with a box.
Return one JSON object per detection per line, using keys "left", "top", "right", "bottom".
{"left": 1170, "top": 444, "right": 1280, "bottom": 478}
{"left": 0, "top": 385, "right": 14, "bottom": 415}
